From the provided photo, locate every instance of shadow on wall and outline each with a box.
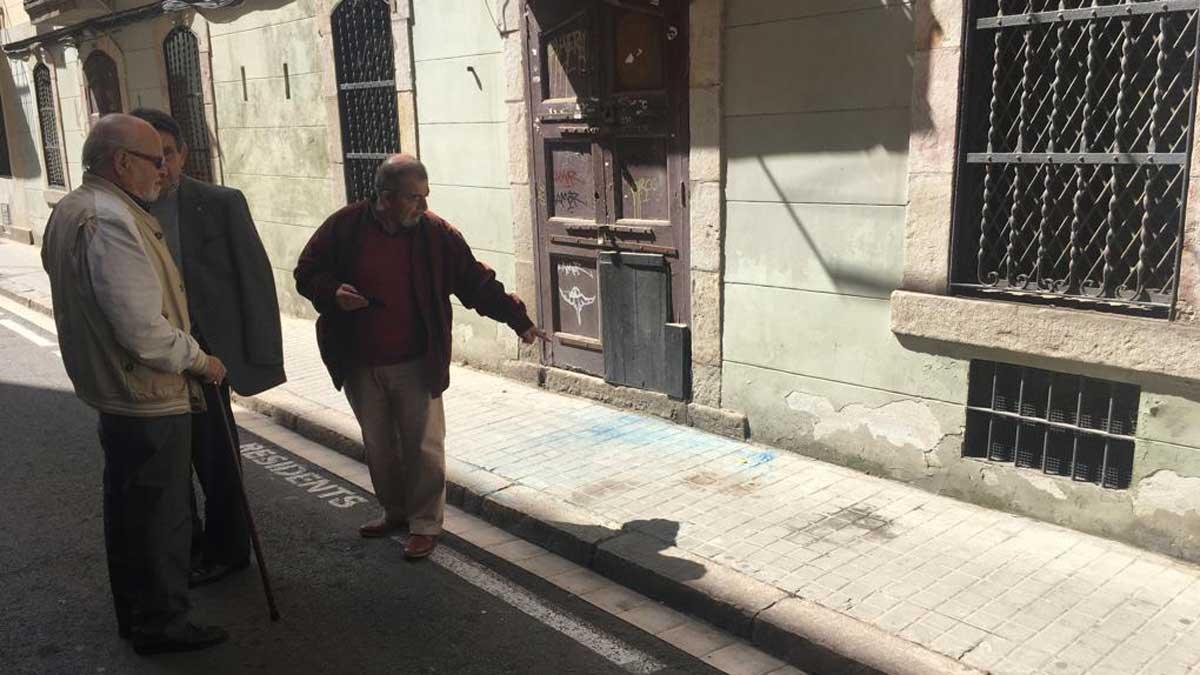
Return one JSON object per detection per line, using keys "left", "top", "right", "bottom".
{"left": 193, "top": 0, "right": 299, "bottom": 25}
{"left": 723, "top": 1, "right": 933, "bottom": 298}
{"left": 0, "top": 57, "right": 45, "bottom": 183}
{"left": 723, "top": 1, "right": 928, "bottom": 153}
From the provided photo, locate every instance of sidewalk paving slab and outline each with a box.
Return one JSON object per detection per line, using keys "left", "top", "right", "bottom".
{"left": 5, "top": 239, "right": 1200, "bottom": 675}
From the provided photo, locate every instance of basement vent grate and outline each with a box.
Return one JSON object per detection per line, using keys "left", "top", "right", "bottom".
{"left": 964, "top": 360, "right": 1139, "bottom": 489}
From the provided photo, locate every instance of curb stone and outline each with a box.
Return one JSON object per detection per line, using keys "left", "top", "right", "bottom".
{"left": 238, "top": 390, "right": 984, "bottom": 675}
{"left": 0, "top": 284, "right": 53, "bottom": 317}
{"left": 1, "top": 283, "right": 983, "bottom": 675}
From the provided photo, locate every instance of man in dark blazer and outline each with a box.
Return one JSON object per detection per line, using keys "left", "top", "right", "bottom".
{"left": 132, "top": 108, "right": 286, "bottom": 587}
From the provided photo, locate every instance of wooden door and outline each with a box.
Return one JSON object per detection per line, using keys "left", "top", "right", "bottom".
{"left": 525, "top": 0, "right": 689, "bottom": 382}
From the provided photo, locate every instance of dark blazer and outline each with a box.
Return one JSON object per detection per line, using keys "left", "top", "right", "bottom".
{"left": 293, "top": 202, "right": 533, "bottom": 395}
{"left": 177, "top": 175, "right": 286, "bottom": 396}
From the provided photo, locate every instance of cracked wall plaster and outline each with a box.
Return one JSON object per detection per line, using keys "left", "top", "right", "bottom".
{"left": 1021, "top": 472, "right": 1069, "bottom": 501}
{"left": 783, "top": 391, "right": 945, "bottom": 451}
{"left": 1134, "top": 470, "right": 1200, "bottom": 519}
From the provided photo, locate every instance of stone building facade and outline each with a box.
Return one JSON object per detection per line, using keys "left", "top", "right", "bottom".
{"left": 1, "top": 0, "right": 1198, "bottom": 563}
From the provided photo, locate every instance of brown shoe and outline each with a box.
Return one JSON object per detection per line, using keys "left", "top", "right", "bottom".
{"left": 359, "top": 517, "right": 407, "bottom": 538}
{"left": 404, "top": 534, "right": 437, "bottom": 560}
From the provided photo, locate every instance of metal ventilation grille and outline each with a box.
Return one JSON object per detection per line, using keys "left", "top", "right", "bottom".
{"left": 964, "top": 360, "right": 1139, "bottom": 489}
{"left": 951, "top": 1, "right": 1200, "bottom": 317}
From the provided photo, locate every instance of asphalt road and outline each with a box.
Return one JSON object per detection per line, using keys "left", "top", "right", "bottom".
{"left": 0, "top": 305, "right": 724, "bottom": 675}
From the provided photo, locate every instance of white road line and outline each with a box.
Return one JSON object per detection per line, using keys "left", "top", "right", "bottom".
{"left": 0, "top": 318, "right": 57, "bottom": 348}
{"left": 238, "top": 410, "right": 666, "bottom": 674}
{"left": 0, "top": 295, "right": 57, "bottom": 334}
{"left": 424, "top": 544, "right": 665, "bottom": 675}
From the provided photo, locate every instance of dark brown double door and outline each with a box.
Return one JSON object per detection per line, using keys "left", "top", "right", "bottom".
{"left": 525, "top": 0, "right": 690, "bottom": 385}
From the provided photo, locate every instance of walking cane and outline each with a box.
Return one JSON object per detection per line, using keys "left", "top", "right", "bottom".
{"left": 207, "top": 382, "right": 281, "bottom": 622}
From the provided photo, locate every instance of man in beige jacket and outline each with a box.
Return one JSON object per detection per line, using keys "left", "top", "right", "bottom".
{"left": 41, "top": 114, "right": 229, "bottom": 655}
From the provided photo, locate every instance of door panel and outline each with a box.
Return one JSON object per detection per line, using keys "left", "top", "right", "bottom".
{"left": 527, "top": 0, "right": 688, "bottom": 387}
{"left": 612, "top": 7, "right": 665, "bottom": 92}
{"left": 548, "top": 142, "right": 599, "bottom": 219}
{"left": 616, "top": 139, "right": 668, "bottom": 222}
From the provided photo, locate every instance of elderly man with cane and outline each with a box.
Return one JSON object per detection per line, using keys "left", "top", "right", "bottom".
{"left": 41, "top": 114, "right": 229, "bottom": 654}
{"left": 295, "top": 154, "right": 547, "bottom": 560}
{"left": 131, "top": 108, "right": 286, "bottom": 589}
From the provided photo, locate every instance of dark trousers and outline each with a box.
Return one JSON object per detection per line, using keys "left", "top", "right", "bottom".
{"left": 190, "top": 381, "right": 250, "bottom": 567}
{"left": 98, "top": 412, "right": 192, "bottom": 637}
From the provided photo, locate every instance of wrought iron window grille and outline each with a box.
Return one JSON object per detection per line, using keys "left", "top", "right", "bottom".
{"left": 164, "top": 27, "right": 213, "bottom": 183}
{"left": 332, "top": 0, "right": 400, "bottom": 204}
{"left": 964, "top": 360, "right": 1139, "bottom": 489}
{"left": 33, "top": 63, "right": 64, "bottom": 189}
{"left": 951, "top": 0, "right": 1200, "bottom": 318}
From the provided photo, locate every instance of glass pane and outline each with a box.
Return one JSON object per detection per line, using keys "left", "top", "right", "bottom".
{"left": 613, "top": 9, "right": 664, "bottom": 92}
{"left": 548, "top": 144, "right": 595, "bottom": 219}
{"left": 617, "top": 140, "right": 668, "bottom": 221}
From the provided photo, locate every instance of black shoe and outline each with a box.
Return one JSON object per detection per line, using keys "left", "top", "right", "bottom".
{"left": 188, "top": 560, "right": 250, "bottom": 589}
{"left": 131, "top": 623, "right": 228, "bottom": 655}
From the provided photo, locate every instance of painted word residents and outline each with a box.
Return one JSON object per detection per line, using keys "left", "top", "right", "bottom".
{"left": 240, "top": 443, "right": 368, "bottom": 509}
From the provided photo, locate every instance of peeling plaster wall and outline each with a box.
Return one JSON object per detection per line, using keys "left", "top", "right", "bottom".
{"left": 719, "top": 1, "right": 1200, "bottom": 563}
{"left": 719, "top": 1, "right": 969, "bottom": 489}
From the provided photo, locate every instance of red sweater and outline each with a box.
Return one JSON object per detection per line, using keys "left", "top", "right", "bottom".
{"left": 294, "top": 202, "right": 534, "bottom": 395}
{"left": 350, "top": 219, "right": 426, "bottom": 365}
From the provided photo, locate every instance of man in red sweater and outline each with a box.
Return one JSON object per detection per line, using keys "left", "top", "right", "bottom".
{"left": 295, "top": 155, "right": 545, "bottom": 559}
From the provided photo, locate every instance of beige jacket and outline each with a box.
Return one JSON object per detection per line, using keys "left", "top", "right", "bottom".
{"left": 41, "top": 173, "right": 208, "bottom": 417}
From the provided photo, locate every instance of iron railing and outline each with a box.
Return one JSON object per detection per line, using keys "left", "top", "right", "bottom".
{"left": 164, "top": 27, "right": 214, "bottom": 183}
{"left": 965, "top": 360, "right": 1139, "bottom": 489}
{"left": 332, "top": 0, "right": 400, "bottom": 203}
{"left": 952, "top": 1, "right": 1200, "bottom": 317}
{"left": 33, "top": 64, "right": 65, "bottom": 189}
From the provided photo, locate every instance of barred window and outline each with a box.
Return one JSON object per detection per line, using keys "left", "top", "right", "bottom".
{"left": 164, "top": 28, "right": 213, "bottom": 183}
{"left": 951, "top": 1, "right": 1200, "bottom": 318}
{"left": 964, "top": 360, "right": 1139, "bottom": 489}
{"left": 0, "top": 95, "right": 13, "bottom": 178}
{"left": 33, "top": 63, "right": 65, "bottom": 189}
{"left": 83, "top": 50, "right": 123, "bottom": 117}
{"left": 332, "top": 0, "right": 400, "bottom": 203}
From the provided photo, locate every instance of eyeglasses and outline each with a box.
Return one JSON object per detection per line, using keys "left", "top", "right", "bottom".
{"left": 123, "top": 148, "right": 165, "bottom": 170}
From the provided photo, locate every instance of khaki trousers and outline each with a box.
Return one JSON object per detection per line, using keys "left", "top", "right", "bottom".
{"left": 343, "top": 360, "right": 446, "bottom": 535}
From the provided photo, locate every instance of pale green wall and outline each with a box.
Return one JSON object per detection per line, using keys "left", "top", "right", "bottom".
{"left": 8, "top": 48, "right": 81, "bottom": 241}
{"left": 720, "top": 1, "right": 967, "bottom": 472}
{"left": 108, "top": 21, "right": 169, "bottom": 112}
{"left": 207, "top": 1, "right": 332, "bottom": 318}
{"left": 412, "top": 0, "right": 519, "bottom": 366}
{"left": 0, "top": 54, "right": 42, "bottom": 238}
{"left": 719, "top": 0, "right": 1200, "bottom": 562}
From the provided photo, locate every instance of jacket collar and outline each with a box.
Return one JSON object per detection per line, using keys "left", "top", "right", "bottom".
{"left": 83, "top": 173, "right": 153, "bottom": 217}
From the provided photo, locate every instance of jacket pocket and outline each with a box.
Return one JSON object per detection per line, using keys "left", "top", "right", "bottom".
{"left": 121, "top": 357, "right": 188, "bottom": 402}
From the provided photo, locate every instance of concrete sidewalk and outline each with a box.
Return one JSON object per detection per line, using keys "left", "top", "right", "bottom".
{"left": 4, "top": 238, "right": 1200, "bottom": 675}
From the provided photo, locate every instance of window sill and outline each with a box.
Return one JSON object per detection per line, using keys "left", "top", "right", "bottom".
{"left": 43, "top": 188, "right": 67, "bottom": 206}
{"left": 889, "top": 290, "right": 1200, "bottom": 385}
